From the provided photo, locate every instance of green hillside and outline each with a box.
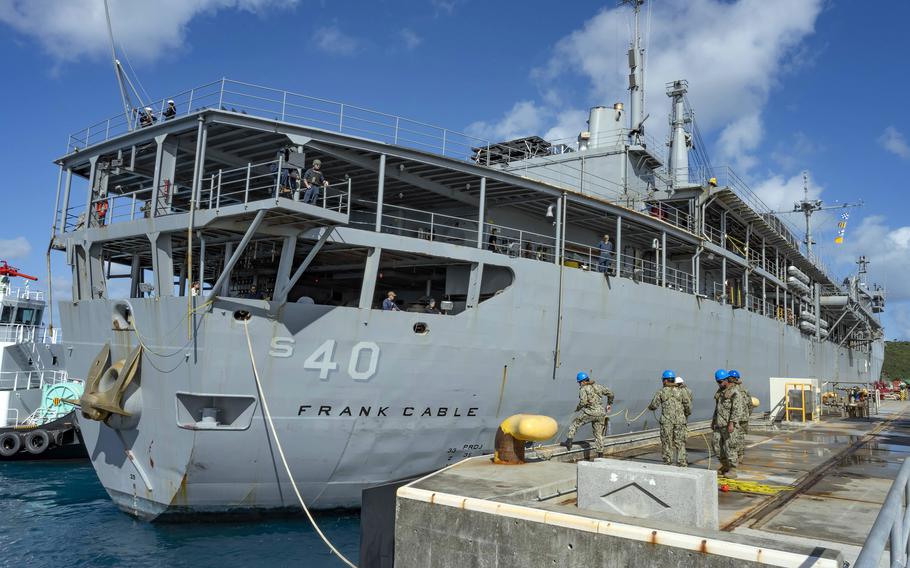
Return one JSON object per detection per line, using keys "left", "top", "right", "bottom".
{"left": 883, "top": 341, "right": 910, "bottom": 381}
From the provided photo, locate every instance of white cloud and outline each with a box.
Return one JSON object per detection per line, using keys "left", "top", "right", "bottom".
{"left": 833, "top": 216, "right": 910, "bottom": 302}
{"left": 513, "top": 0, "right": 823, "bottom": 170}
{"left": 878, "top": 126, "right": 910, "bottom": 160}
{"left": 466, "top": 101, "right": 547, "bottom": 142}
{"left": 716, "top": 113, "right": 763, "bottom": 173}
{"left": 771, "top": 131, "right": 822, "bottom": 172}
{"left": 313, "top": 25, "right": 358, "bottom": 56}
{"left": 400, "top": 28, "right": 422, "bottom": 50}
{"left": 0, "top": 237, "right": 32, "bottom": 260}
{"left": 751, "top": 172, "right": 821, "bottom": 212}
{"left": 831, "top": 216, "right": 910, "bottom": 340}
{"left": 886, "top": 303, "right": 910, "bottom": 342}
{"left": 465, "top": 102, "right": 589, "bottom": 146}
{"left": 430, "top": 0, "right": 459, "bottom": 17}
{"left": 0, "top": 0, "right": 297, "bottom": 63}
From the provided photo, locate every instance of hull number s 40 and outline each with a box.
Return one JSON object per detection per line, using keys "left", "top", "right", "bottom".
{"left": 269, "top": 338, "right": 380, "bottom": 381}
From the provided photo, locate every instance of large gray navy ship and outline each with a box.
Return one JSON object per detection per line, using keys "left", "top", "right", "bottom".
{"left": 51, "top": 1, "right": 885, "bottom": 520}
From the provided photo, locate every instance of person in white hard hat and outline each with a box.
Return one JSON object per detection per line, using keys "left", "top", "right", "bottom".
{"left": 674, "top": 376, "right": 693, "bottom": 407}
{"left": 163, "top": 99, "right": 177, "bottom": 120}
{"left": 139, "top": 106, "right": 156, "bottom": 127}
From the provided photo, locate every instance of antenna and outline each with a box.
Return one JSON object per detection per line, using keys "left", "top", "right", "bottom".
{"left": 104, "top": 0, "right": 138, "bottom": 130}
{"left": 623, "top": 0, "right": 646, "bottom": 142}
{"left": 856, "top": 255, "right": 869, "bottom": 288}
{"left": 769, "top": 170, "right": 863, "bottom": 257}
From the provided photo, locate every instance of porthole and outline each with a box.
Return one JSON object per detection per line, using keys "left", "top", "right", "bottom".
{"left": 413, "top": 322, "right": 429, "bottom": 335}
{"left": 233, "top": 310, "right": 252, "bottom": 321}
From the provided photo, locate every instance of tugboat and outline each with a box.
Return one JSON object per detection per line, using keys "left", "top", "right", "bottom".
{"left": 0, "top": 261, "right": 85, "bottom": 460}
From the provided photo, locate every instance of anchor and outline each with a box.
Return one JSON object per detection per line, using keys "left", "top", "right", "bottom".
{"left": 79, "top": 342, "right": 143, "bottom": 424}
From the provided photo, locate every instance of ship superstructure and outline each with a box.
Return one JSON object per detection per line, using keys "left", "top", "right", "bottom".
{"left": 0, "top": 264, "right": 68, "bottom": 428}
{"left": 50, "top": 3, "right": 883, "bottom": 519}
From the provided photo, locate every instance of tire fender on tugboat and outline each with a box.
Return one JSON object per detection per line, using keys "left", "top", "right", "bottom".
{"left": 0, "top": 432, "right": 21, "bottom": 456}
{"left": 24, "top": 430, "right": 50, "bottom": 455}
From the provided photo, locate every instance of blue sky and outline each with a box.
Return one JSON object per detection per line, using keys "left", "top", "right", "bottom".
{"left": 1, "top": 0, "right": 908, "bottom": 338}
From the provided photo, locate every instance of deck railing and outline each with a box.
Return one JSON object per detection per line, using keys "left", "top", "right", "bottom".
{"left": 66, "top": 79, "right": 492, "bottom": 163}
{"left": 0, "top": 324, "right": 58, "bottom": 345}
{"left": 855, "top": 456, "right": 910, "bottom": 568}
{"left": 64, "top": 158, "right": 352, "bottom": 231}
{"left": 0, "top": 370, "right": 68, "bottom": 391}
{"left": 0, "top": 287, "right": 44, "bottom": 302}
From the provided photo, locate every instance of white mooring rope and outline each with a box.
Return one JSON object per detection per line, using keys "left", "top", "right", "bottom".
{"left": 243, "top": 321, "right": 358, "bottom": 568}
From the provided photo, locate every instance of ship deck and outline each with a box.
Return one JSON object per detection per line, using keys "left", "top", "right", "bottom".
{"left": 396, "top": 400, "right": 910, "bottom": 567}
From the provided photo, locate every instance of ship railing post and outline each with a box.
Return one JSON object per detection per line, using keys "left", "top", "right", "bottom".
{"left": 281, "top": 91, "right": 287, "bottom": 121}
{"left": 339, "top": 103, "right": 344, "bottom": 131}
{"left": 615, "top": 217, "right": 622, "bottom": 277}
{"left": 322, "top": 181, "right": 327, "bottom": 209}
{"left": 208, "top": 175, "right": 215, "bottom": 209}
{"left": 394, "top": 117, "right": 400, "bottom": 144}
{"left": 244, "top": 162, "right": 251, "bottom": 205}
{"left": 346, "top": 178, "right": 352, "bottom": 215}
{"left": 188, "top": 88, "right": 195, "bottom": 114}
{"left": 476, "top": 177, "right": 486, "bottom": 249}
{"left": 218, "top": 77, "right": 225, "bottom": 109}
{"left": 442, "top": 129, "right": 447, "bottom": 156}
{"left": 130, "top": 194, "right": 136, "bottom": 220}
{"left": 375, "top": 154, "right": 386, "bottom": 232}
{"left": 274, "top": 154, "right": 283, "bottom": 202}
{"left": 429, "top": 213, "right": 435, "bottom": 241}
{"left": 105, "top": 119, "right": 110, "bottom": 141}
{"left": 216, "top": 169, "right": 222, "bottom": 211}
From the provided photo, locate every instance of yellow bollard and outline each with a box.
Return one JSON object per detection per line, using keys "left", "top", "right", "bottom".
{"left": 494, "top": 414, "right": 559, "bottom": 465}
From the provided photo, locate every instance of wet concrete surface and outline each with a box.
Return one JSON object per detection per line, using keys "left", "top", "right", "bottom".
{"left": 611, "top": 400, "right": 910, "bottom": 563}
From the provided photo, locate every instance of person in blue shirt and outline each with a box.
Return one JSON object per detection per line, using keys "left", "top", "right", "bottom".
{"left": 597, "top": 234, "right": 614, "bottom": 273}
{"left": 382, "top": 291, "right": 400, "bottom": 311}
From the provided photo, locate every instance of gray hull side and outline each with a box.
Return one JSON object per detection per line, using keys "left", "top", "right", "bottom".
{"left": 64, "top": 257, "right": 880, "bottom": 519}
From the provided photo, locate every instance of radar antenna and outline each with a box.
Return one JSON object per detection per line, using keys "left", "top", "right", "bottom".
{"left": 769, "top": 171, "right": 863, "bottom": 256}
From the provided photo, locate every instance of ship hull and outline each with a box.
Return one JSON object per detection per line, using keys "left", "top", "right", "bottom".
{"left": 63, "top": 257, "right": 881, "bottom": 520}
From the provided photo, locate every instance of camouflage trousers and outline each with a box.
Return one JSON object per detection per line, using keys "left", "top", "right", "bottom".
{"left": 738, "top": 421, "right": 749, "bottom": 463}
{"left": 659, "top": 422, "right": 687, "bottom": 466}
{"left": 714, "top": 425, "right": 745, "bottom": 469}
{"left": 567, "top": 412, "right": 607, "bottom": 452}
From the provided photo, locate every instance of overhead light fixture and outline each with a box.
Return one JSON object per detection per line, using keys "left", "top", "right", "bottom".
{"left": 545, "top": 204, "right": 555, "bottom": 219}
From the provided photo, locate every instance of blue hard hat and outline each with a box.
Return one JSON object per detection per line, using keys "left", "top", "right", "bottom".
{"left": 728, "top": 369, "right": 741, "bottom": 379}
{"left": 661, "top": 370, "right": 676, "bottom": 380}
{"left": 714, "top": 369, "right": 729, "bottom": 382}
{"left": 576, "top": 371, "right": 589, "bottom": 383}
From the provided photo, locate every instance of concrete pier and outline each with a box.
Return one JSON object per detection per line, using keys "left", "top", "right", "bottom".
{"left": 395, "top": 401, "right": 909, "bottom": 567}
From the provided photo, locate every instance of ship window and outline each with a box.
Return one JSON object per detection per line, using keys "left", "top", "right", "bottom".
{"left": 413, "top": 322, "right": 428, "bottom": 334}
{"left": 14, "top": 308, "right": 34, "bottom": 325}
{"left": 0, "top": 306, "right": 11, "bottom": 323}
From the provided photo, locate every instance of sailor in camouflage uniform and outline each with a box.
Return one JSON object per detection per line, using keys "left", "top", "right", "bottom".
{"left": 675, "top": 375, "right": 693, "bottom": 464}
{"left": 711, "top": 369, "right": 747, "bottom": 478}
{"left": 564, "top": 371, "right": 614, "bottom": 455}
{"left": 727, "top": 369, "right": 753, "bottom": 464}
{"left": 648, "top": 370, "right": 692, "bottom": 467}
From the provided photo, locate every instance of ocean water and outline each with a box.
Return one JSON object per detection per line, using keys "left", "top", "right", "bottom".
{"left": 0, "top": 461, "right": 361, "bottom": 568}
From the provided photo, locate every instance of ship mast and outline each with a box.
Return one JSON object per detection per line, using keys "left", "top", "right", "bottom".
{"left": 624, "top": 0, "right": 646, "bottom": 143}
{"left": 794, "top": 171, "right": 822, "bottom": 255}
{"left": 770, "top": 171, "right": 863, "bottom": 259}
